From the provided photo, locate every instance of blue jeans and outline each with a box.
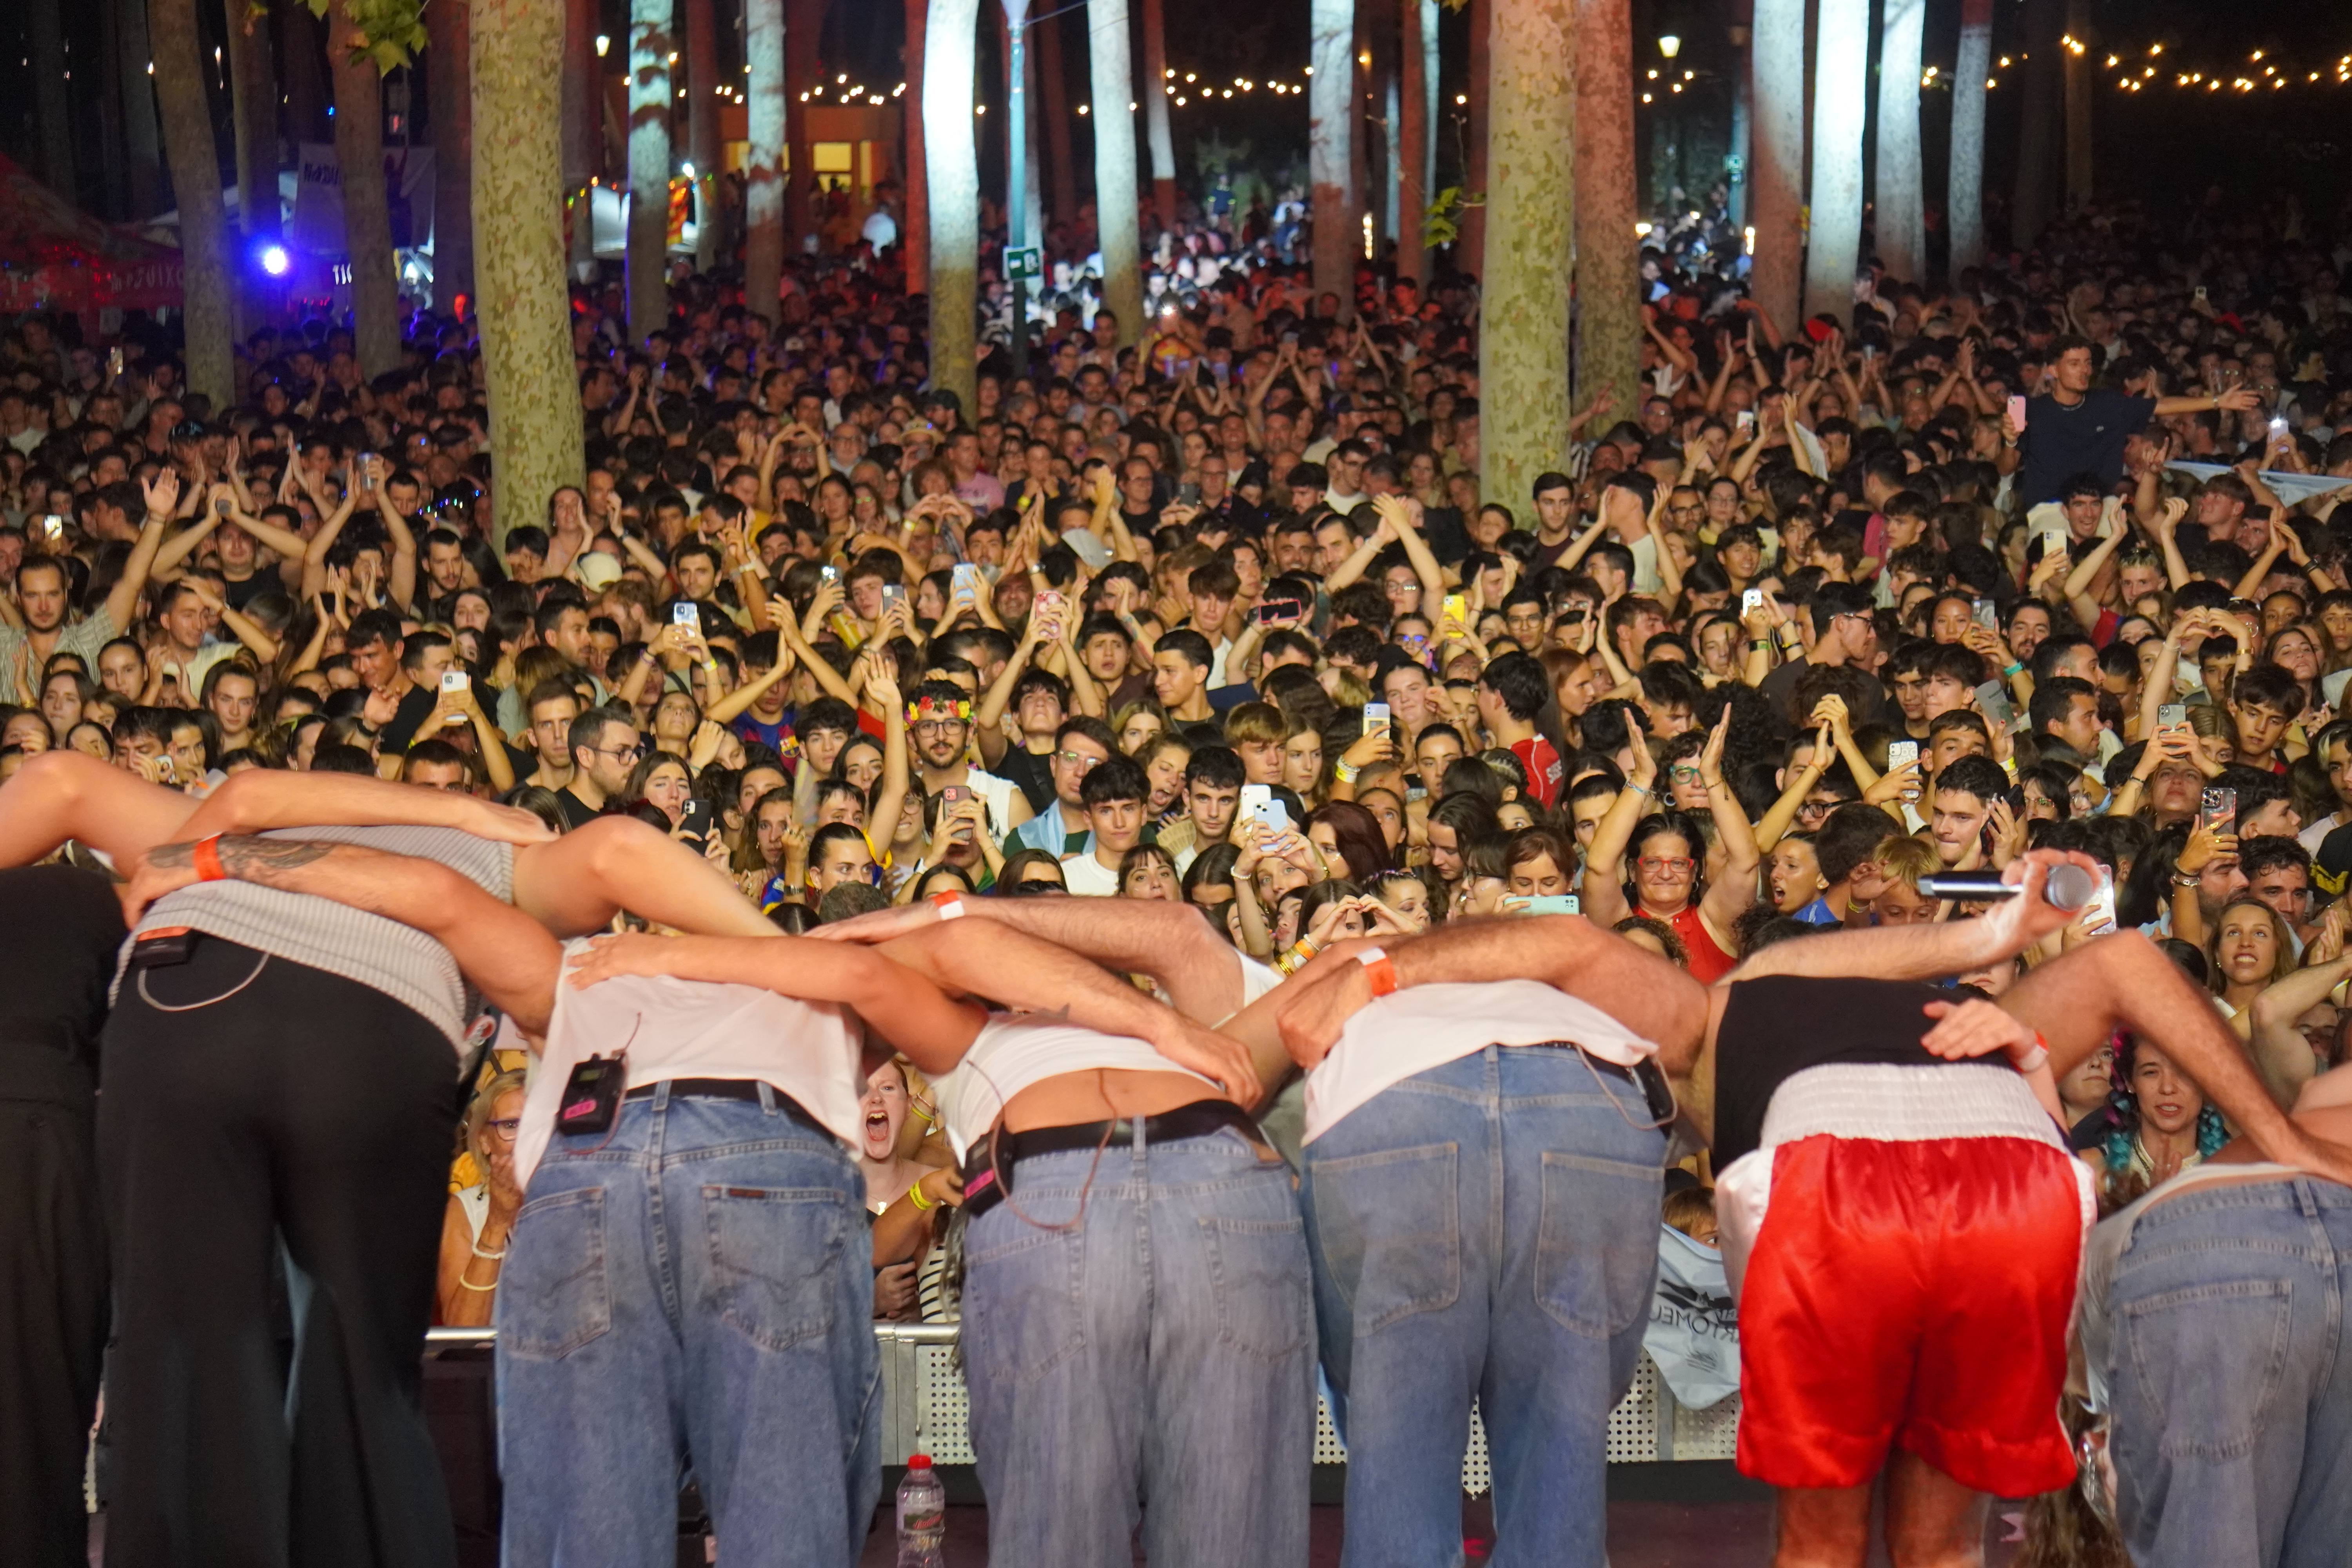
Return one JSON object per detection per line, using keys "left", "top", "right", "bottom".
{"left": 960, "top": 1123, "right": 1314, "bottom": 1568}
{"left": 495, "top": 1083, "right": 879, "bottom": 1568}
{"left": 1302, "top": 1045, "right": 1666, "bottom": 1568}
{"left": 2105, "top": 1175, "right": 2352, "bottom": 1568}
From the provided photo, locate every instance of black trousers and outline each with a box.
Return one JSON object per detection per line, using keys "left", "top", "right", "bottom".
{"left": 98, "top": 938, "right": 463, "bottom": 1568}
{"left": 0, "top": 1051, "right": 107, "bottom": 1568}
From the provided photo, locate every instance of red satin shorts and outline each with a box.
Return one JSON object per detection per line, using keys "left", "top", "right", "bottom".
{"left": 1734, "top": 1133, "right": 2085, "bottom": 1497}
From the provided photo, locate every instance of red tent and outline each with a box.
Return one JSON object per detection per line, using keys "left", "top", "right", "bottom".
{"left": 0, "top": 155, "right": 183, "bottom": 314}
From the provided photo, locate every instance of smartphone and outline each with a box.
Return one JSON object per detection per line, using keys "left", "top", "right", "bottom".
{"left": 673, "top": 601, "right": 701, "bottom": 632}
{"left": 820, "top": 564, "right": 840, "bottom": 585}
{"left": 2156, "top": 702, "right": 2186, "bottom": 729}
{"left": 880, "top": 584, "right": 907, "bottom": 612}
{"left": 1735, "top": 410, "right": 1756, "bottom": 437}
{"left": 1363, "top": 701, "right": 1391, "bottom": 737}
{"left": 2199, "top": 786, "right": 2237, "bottom": 838}
{"left": 1887, "top": 740, "right": 1920, "bottom": 770}
{"left": 214, "top": 494, "right": 234, "bottom": 515}
{"left": 2269, "top": 415, "right": 2289, "bottom": 437}
{"left": 1559, "top": 604, "right": 1590, "bottom": 625}
{"left": 40, "top": 514, "right": 64, "bottom": 544}
{"left": 1523, "top": 895, "right": 1581, "bottom": 916}
{"left": 940, "top": 783, "right": 973, "bottom": 808}
{"left": 1741, "top": 588, "right": 1764, "bottom": 615}
{"left": 108, "top": 347, "right": 125, "bottom": 378}
{"left": 358, "top": 453, "right": 377, "bottom": 491}
{"left": 2194, "top": 284, "right": 2208, "bottom": 302}
{"left": 1973, "top": 679, "right": 2014, "bottom": 729}
{"left": 1255, "top": 598, "right": 1302, "bottom": 626}
{"left": 1440, "top": 593, "right": 1468, "bottom": 633}
{"left": 440, "top": 669, "right": 470, "bottom": 694}
{"left": 1971, "top": 598, "right": 1998, "bottom": 630}
{"left": 1240, "top": 783, "right": 1274, "bottom": 824}
{"left": 951, "top": 563, "right": 981, "bottom": 597}
{"left": 1251, "top": 798, "right": 1292, "bottom": 834}
{"left": 678, "top": 797, "right": 715, "bottom": 844}
{"left": 2006, "top": 395, "right": 2028, "bottom": 432}
{"left": 2080, "top": 866, "right": 2119, "bottom": 939}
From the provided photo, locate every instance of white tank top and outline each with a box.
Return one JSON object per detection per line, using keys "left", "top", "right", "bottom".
{"left": 930, "top": 1015, "right": 1217, "bottom": 1158}
{"left": 513, "top": 939, "right": 866, "bottom": 1188}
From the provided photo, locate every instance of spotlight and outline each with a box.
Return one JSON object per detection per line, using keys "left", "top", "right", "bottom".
{"left": 260, "top": 245, "right": 291, "bottom": 278}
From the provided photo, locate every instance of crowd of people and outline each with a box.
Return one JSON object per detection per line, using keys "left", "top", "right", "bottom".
{"left": 2, "top": 189, "right": 2352, "bottom": 1568}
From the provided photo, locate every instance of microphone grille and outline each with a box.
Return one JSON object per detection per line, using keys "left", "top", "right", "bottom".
{"left": 2044, "top": 863, "right": 2097, "bottom": 911}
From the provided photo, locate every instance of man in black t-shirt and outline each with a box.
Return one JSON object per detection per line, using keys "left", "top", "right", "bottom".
{"left": 2005, "top": 336, "right": 2259, "bottom": 506}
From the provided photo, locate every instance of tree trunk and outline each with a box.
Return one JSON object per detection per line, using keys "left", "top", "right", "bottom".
{"left": 1038, "top": 11, "right": 1076, "bottom": 231}
{"left": 326, "top": 13, "right": 402, "bottom": 375}
{"left": 562, "top": 0, "right": 598, "bottom": 267}
{"left": 784, "top": 0, "right": 823, "bottom": 252}
{"left": 223, "top": 0, "right": 278, "bottom": 243}
{"left": 1086, "top": 0, "right": 1144, "bottom": 347}
{"left": 1138, "top": 0, "right": 1176, "bottom": 230}
{"left": 148, "top": 0, "right": 236, "bottom": 407}
{"left": 744, "top": 0, "right": 785, "bottom": 316}
{"left": 279, "top": 0, "right": 330, "bottom": 142}
{"left": 1457, "top": 0, "right": 1487, "bottom": 277}
{"left": 901, "top": 0, "right": 927, "bottom": 293}
{"left": 1801, "top": 0, "right": 1867, "bottom": 323}
{"left": 2011, "top": 0, "right": 2056, "bottom": 246}
{"left": 1746, "top": 0, "right": 1803, "bottom": 331}
{"left": 627, "top": 0, "right": 674, "bottom": 340}
{"left": 1381, "top": 53, "right": 1401, "bottom": 247}
{"left": 1479, "top": 0, "right": 1573, "bottom": 519}
{"left": 685, "top": 0, "right": 720, "bottom": 270}
{"left": 1946, "top": 0, "right": 1991, "bottom": 273}
{"left": 1571, "top": 0, "right": 1638, "bottom": 411}
{"left": 472, "top": 0, "right": 586, "bottom": 540}
{"left": 29, "top": 0, "right": 78, "bottom": 203}
{"left": 1873, "top": 0, "right": 1924, "bottom": 283}
{"left": 432, "top": 0, "right": 476, "bottom": 308}
{"left": 923, "top": 0, "right": 980, "bottom": 403}
{"left": 1395, "top": 0, "right": 1427, "bottom": 283}
{"left": 1308, "top": 0, "right": 1354, "bottom": 316}
{"left": 2062, "top": 0, "right": 2090, "bottom": 209}
{"left": 116, "top": 0, "right": 167, "bottom": 216}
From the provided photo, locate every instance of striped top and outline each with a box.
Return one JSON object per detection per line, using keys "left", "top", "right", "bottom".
{"left": 116, "top": 826, "right": 515, "bottom": 1053}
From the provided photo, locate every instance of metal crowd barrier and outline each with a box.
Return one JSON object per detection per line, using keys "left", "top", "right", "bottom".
{"left": 427, "top": 1325, "right": 1740, "bottom": 1483}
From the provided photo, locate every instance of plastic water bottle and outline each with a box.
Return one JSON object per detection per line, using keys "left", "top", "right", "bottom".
{"left": 895, "top": 1454, "right": 946, "bottom": 1568}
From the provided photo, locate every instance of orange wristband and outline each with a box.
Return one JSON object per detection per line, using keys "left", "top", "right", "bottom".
{"left": 192, "top": 834, "right": 227, "bottom": 883}
{"left": 1354, "top": 946, "right": 1399, "bottom": 998}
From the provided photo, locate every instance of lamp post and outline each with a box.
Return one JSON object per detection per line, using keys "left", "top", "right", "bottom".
{"left": 1001, "top": 0, "right": 1033, "bottom": 383}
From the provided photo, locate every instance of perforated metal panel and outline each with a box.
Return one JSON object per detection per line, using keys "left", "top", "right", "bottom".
{"left": 1672, "top": 1389, "right": 1742, "bottom": 1460}
{"left": 1605, "top": 1356, "right": 1661, "bottom": 1464}
{"left": 1462, "top": 1408, "right": 1491, "bottom": 1495}
{"left": 915, "top": 1343, "right": 977, "bottom": 1464}
{"left": 1313, "top": 1394, "right": 1348, "bottom": 1464}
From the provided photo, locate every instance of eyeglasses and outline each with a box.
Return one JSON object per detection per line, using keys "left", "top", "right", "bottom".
{"left": 591, "top": 740, "right": 648, "bottom": 762}
{"left": 1637, "top": 856, "right": 1696, "bottom": 875}
{"left": 1055, "top": 749, "right": 1105, "bottom": 771}
{"left": 483, "top": 1118, "right": 521, "bottom": 1141}
{"left": 1668, "top": 764, "right": 1703, "bottom": 783}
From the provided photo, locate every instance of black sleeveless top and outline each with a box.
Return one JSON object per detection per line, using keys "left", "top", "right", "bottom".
{"left": 1712, "top": 975, "right": 1949, "bottom": 1171}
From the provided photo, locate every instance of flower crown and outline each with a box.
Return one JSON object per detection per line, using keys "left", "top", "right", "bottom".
{"left": 908, "top": 696, "right": 974, "bottom": 725}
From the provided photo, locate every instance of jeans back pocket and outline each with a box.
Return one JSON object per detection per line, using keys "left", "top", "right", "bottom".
{"left": 501, "top": 1187, "right": 613, "bottom": 1361}
{"left": 1534, "top": 1152, "right": 1664, "bottom": 1339}
{"left": 1204, "top": 1215, "right": 1312, "bottom": 1362}
{"left": 700, "top": 1185, "right": 849, "bottom": 1354}
{"left": 1307, "top": 1143, "right": 1461, "bottom": 1336}
{"left": 2123, "top": 1277, "right": 2293, "bottom": 1461}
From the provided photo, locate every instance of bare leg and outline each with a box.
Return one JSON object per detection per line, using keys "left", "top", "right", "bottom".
{"left": 1882, "top": 1450, "right": 1987, "bottom": 1568}
{"left": 0, "top": 752, "right": 198, "bottom": 867}
{"left": 1773, "top": 1483, "right": 1873, "bottom": 1568}
{"left": 1999, "top": 930, "right": 2352, "bottom": 1181}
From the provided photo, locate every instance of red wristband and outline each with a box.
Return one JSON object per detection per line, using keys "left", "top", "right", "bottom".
{"left": 192, "top": 834, "right": 227, "bottom": 883}
{"left": 1354, "top": 946, "right": 1399, "bottom": 998}
{"left": 929, "top": 890, "right": 967, "bottom": 920}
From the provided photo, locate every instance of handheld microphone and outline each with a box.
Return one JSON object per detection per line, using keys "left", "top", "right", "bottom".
{"left": 1917, "top": 865, "right": 2098, "bottom": 911}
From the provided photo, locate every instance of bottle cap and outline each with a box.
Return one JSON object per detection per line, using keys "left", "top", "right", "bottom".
{"left": 908, "top": 1454, "right": 932, "bottom": 1468}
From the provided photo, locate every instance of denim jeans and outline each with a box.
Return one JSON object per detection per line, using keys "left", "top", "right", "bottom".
{"left": 495, "top": 1083, "right": 879, "bottom": 1568}
{"left": 2105, "top": 1175, "right": 2352, "bottom": 1568}
{"left": 959, "top": 1123, "right": 1314, "bottom": 1568}
{"left": 1302, "top": 1045, "right": 1667, "bottom": 1568}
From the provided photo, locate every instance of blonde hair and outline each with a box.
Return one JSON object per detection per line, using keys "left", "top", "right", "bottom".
{"left": 1873, "top": 834, "right": 1941, "bottom": 895}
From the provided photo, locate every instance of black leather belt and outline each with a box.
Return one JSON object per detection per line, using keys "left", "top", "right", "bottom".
{"left": 622, "top": 1078, "right": 826, "bottom": 1134}
{"left": 960, "top": 1099, "right": 1261, "bottom": 1220}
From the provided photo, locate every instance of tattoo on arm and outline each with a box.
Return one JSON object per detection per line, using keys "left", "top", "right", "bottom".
{"left": 219, "top": 837, "right": 337, "bottom": 882}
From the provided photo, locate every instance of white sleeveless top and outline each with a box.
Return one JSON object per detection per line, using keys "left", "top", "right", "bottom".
{"left": 929, "top": 1015, "right": 1218, "bottom": 1159}
{"left": 513, "top": 939, "right": 867, "bottom": 1188}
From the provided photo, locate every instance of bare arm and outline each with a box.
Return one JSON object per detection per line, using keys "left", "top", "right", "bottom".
{"left": 510, "top": 816, "right": 784, "bottom": 939}
{"left": 1728, "top": 851, "right": 2091, "bottom": 984}
{"left": 177, "top": 766, "right": 555, "bottom": 848}
{"left": 125, "top": 837, "right": 562, "bottom": 1034}
{"left": 563, "top": 932, "right": 985, "bottom": 1076}
{"left": 0, "top": 750, "right": 203, "bottom": 866}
